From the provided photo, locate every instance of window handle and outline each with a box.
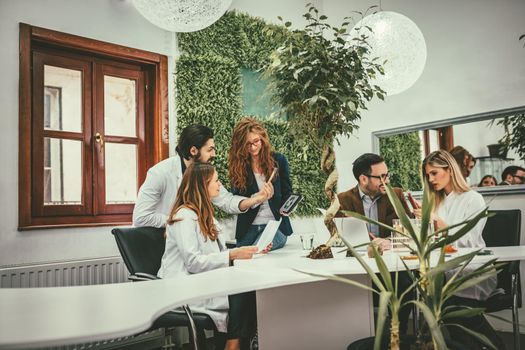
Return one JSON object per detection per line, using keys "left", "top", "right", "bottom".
{"left": 95, "top": 132, "right": 104, "bottom": 148}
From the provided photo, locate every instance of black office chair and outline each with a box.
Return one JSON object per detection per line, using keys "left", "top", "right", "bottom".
{"left": 482, "top": 209, "right": 522, "bottom": 350}
{"left": 111, "top": 226, "right": 219, "bottom": 350}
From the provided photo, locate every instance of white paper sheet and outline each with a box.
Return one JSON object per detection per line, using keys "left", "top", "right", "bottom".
{"left": 256, "top": 218, "right": 282, "bottom": 252}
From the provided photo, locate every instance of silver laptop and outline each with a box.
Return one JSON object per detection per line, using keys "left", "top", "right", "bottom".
{"left": 333, "top": 217, "right": 370, "bottom": 249}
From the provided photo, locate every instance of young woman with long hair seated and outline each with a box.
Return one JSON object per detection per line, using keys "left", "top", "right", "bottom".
{"left": 414, "top": 149, "right": 503, "bottom": 349}
{"left": 228, "top": 117, "right": 293, "bottom": 250}
{"left": 158, "top": 162, "right": 268, "bottom": 350}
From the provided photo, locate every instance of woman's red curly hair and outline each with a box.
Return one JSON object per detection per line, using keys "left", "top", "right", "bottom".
{"left": 228, "top": 117, "right": 276, "bottom": 192}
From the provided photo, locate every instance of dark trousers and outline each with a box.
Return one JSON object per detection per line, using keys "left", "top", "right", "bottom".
{"left": 373, "top": 271, "right": 414, "bottom": 335}
{"left": 444, "top": 295, "right": 505, "bottom": 350}
{"left": 214, "top": 292, "right": 257, "bottom": 350}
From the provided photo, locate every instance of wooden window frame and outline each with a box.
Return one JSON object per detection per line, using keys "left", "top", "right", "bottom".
{"left": 19, "top": 23, "right": 169, "bottom": 230}
{"left": 422, "top": 126, "right": 454, "bottom": 157}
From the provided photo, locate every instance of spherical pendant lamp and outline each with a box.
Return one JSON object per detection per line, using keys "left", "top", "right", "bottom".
{"left": 132, "top": 0, "right": 232, "bottom": 33}
{"left": 350, "top": 11, "right": 427, "bottom": 95}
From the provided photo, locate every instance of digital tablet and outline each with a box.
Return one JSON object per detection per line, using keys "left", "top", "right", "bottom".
{"left": 279, "top": 194, "right": 303, "bottom": 215}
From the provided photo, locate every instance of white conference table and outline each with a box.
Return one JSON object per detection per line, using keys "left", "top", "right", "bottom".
{"left": 1, "top": 237, "right": 525, "bottom": 350}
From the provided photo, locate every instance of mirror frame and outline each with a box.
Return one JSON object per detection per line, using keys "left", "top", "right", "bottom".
{"left": 372, "top": 105, "right": 525, "bottom": 196}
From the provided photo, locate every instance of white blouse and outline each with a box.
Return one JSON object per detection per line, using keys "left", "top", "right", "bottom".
{"left": 252, "top": 172, "right": 275, "bottom": 225}
{"left": 437, "top": 190, "right": 496, "bottom": 301}
{"left": 158, "top": 207, "right": 230, "bottom": 332}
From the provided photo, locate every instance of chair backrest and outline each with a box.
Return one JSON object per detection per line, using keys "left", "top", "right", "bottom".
{"left": 111, "top": 226, "right": 166, "bottom": 276}
{"left": 482, "top": 209, "right": 522, "bottom": 302}
{"left": 482, "top": 209, "right": 522, "bottom": 248}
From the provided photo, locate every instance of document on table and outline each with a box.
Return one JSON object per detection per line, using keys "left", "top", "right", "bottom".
{"left": 256, "top": 218, "right": 282, "bottom": 253}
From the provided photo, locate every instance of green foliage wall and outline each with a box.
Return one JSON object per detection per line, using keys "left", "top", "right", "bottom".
{"left": 379, "top": 132, "right": 423, "bottom": 191}
{"left": 176, "top": 11, "right": 328, "bottom": 216}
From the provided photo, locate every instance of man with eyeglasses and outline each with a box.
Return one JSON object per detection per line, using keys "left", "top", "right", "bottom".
{"left": 338, "top": 153, "right": 412, "bottom": 239}
{"left": 499, "top": 165, "right": 525, "bottom": 186}
{"left": 337, "top": 153, "right": 413, "bottom": 335}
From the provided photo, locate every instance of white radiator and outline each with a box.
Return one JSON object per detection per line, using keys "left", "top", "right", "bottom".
{"left": 0, "top": 257, "right": 129, "bottom": 288}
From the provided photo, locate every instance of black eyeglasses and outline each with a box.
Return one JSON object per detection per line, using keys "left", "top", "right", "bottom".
{"left": 512, "top": 175, "right": 525, "bottom": 182}
{"left": 365, "top": 172, "right": 390, "bottom": 180}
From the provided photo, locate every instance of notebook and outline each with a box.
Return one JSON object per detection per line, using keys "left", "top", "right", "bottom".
{"left": 332, "top": 217, "right": 370, "bottom": 249}
{"left": 255, "top": 218, "right": 282, "bottom": 253}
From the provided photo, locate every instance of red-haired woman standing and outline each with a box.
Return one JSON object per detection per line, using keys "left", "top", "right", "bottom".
{"left": 228, "top": 117, "right": 293, "bottom": 250}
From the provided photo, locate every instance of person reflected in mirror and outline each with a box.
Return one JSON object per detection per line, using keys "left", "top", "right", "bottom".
{"left": 228, "top": 117, "right": 293, "bottom": 251}
{"left": 337, "top": 153, "right": 414, "bottom": 335}
{"left": 499, "top": 165, "right": 525, "bottom": 185}
{"left": 414, "top": 150, "right": 503, "bottom": 349}
{"left": 478, "top": 175, "right": 497, "bottom": 187}
{"left": 158, "top": 162, "right": 271, "bottom": 350}
{"left": 449, "top": 145, "right": 476, "bottom": 183}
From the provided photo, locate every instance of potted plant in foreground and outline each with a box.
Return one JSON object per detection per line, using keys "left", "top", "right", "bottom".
{"left": 304, "top": 182, "right": 500, "bottom": 350}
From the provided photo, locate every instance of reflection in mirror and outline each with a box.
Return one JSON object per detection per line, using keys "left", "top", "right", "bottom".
{"left": 373, "top": 106, "right": 525, "bottom": 194}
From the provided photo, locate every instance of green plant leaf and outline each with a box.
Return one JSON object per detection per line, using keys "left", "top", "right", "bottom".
{"left": 411, "top": 300, "right": 447, "bottom": 349}
{"left": 429, "top": 207, "right": 489, "bottom": 253}
{"left": 447, "top": 323, "right": 497, "bottom": 350}
{"left": 425, "top": 250, "right": 479, "bottom": 279}
{"left": 441, "top": 307, "right": 485, "bottom": 320}
{"left": 383, "top": 183, "right": 421, "bottom": 253}
{"left": 374, "top": 291, "right": 392, "bottom": 350}
{"left": 340, "top": 210, "right": 401, "bottom": 235}
{"left": 339, "top": 234, "right": 386, "bottom": 292}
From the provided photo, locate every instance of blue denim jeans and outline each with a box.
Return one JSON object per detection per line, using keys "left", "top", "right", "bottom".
{"left": 236, "top": 224, "right": 287, "bottom": 251}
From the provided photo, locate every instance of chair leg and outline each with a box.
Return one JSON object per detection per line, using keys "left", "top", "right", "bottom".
{"left": 512, "top": 274, "right": 520, "bottom": 350}
{"left": 183, "top": 305, "right": 200, "bottom": 350}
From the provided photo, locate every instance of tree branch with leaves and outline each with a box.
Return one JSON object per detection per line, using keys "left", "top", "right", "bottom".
{"left": 263, "top": 3, "right": 385, "bottom": 244}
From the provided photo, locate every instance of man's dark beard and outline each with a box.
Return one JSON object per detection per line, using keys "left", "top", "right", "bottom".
{"left": 192, "top": 150, "right": 215, "bottom": 164}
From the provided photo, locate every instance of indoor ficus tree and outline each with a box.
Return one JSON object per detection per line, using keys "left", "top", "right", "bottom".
{"left": 263, "top": 3, "right": 385, "bottom": 245}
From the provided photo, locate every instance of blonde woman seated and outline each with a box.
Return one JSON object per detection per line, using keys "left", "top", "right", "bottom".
{"left": 414, "top": 150, "right": 503, "bottom": 349}
{"left": 158, "top": 162, "right": 269, "bottom": 350}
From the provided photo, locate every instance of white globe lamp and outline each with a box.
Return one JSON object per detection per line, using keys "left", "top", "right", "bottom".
{"left": 350, "top": 11, "right": 427, "bottom": 95}
{"left": 132, "top": 0, "right": 232, "bottom": 33}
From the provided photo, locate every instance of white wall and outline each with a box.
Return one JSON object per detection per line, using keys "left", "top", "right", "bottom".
{"left": 0, "top": 0, "right": 176, "bottom": 266}
{"left": 1, "top": 0, "right": 524, "bottom": 271}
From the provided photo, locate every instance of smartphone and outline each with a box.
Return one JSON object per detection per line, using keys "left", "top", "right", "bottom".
{"left": 268, "top": 167, "right": 278, "bottom": 183}
{"left": 279, "top": 194, "right": 303, "bottom": 215}
{"left": 406, "top": 192, "right": 420, "bottom": 209}
{"left": 476, "top": 249, "right": 493, "bottom": 256}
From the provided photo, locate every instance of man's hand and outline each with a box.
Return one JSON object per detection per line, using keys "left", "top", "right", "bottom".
{"left": 238, "top": 182, "right": 274, "bottom": 211}
{"left": 368, "top": 232, "right": 391, "bottom": 251}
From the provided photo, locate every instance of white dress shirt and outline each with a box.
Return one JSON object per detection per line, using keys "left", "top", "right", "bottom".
{"left": 132, "top": 154, "right": 245, "bottom": 228}
{"left": 158, "top": 207, "right": 230, "bottom": 332}
{"left": 438, "top": 190, "right": 497, "bottom": 300}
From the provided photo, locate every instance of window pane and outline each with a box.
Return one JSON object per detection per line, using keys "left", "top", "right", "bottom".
{"left": 104, "top": 75, "right": 136, "bottom": 137}
{"left": 44, "top": 138, "right": 82, "bottom": 205}
{"left": 44, "top": 65, "right": 82, "bottom": 132}
{"left": 105, "top": 143, "right": 137, "bottom": 204}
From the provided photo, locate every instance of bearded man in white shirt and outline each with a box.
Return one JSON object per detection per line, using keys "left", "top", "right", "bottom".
{"left": 133, "top": 124, "right": 273, "bottom": 228}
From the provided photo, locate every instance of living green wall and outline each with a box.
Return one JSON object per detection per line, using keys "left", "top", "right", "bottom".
{"left": 379, "top": 132, "right": 423, "bottom": 191}
{"left": 175, "top": 11, "right": 328, "bottom": 216}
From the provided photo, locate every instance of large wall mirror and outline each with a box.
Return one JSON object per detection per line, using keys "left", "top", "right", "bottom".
{"left": 372, "top": 105, "right": 525, "bottom": 195}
